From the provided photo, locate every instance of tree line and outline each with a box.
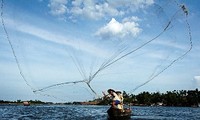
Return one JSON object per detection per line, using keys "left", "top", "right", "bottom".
{"left": 1, "top": 89, "right": 200, "bottom": 107}
{"left": 0, "top": 99, "right": 52, "bottom": 104}
{"left": 97, "top": 89, "right": 200, "bottom": 107}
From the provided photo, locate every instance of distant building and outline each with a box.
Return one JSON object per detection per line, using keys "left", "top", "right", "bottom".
{"left": 23, "top": 101, "right": 30, "bottom": 106}
{"left": 81, "top": 101, "right": 99, "bottom": 105}
{"left": 157, "top": 102, "right": 163, "bottom": 106}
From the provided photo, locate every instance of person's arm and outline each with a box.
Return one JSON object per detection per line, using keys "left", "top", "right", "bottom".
{"left": 102, "top": 91, "right": 106, "bottom": 96}
{"left": 102, "top": 91, "right": 111, "bottom": 99}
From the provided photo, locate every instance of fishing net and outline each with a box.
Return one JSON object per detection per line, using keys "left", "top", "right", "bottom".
{"left": 0, "top": 0, "right": 192, "bottom": 102}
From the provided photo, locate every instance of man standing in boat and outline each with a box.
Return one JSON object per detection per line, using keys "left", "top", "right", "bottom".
{"left": 103, "top": 89, "right": 131, "bottom": 119}
{"left": 108, "top": 89, "right": 122, "bottom": 109}
{"left": 116, "top": 91, "right": 124, "bottom": 111}
{"left": 105, "top": 89, "right": 123, "bottom": 116}
{"left": 103, "top": 89, "right": 123, "bottom": 109}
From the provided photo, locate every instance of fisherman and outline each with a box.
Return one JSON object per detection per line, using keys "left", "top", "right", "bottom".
{"left": 116, "top": 91, "right": 124, "bottom": 111}
{"left": 107, "top": 89, "right": 122, "bottom": 109}
{"left": 104, "top": 89, "right": 123, "bottom": 117}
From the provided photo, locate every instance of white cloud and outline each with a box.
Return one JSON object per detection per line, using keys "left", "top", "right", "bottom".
{"left": 48, "top": 0, "right": 154, "bottom": 20}
{"left": 70, "top": 0, "right": 123, "bottom": 20}
{"left": 95, "top": 17, "right": 142, "bottom": 39}
{"left": 153, "top": 40, "right": 188, "bottom": 51}
{"left": 5, "top": 18, "right": 109, "bottom": 58}
{"left": 106, "top": 0, "right": 154, "bottom": 12}
{"left": 147, "top": 52, "right": 168, "bottom": 60}
{"left": 122, "top": 16, "right": 141, "bottom": 22}
{"left": 194, "top": 76, "right": 200, "bottom": 86}
{"left": 48, "top": 0, "right": 68, "bottom": 16}
{"left": 18, "top": 25, "right": 107, "bottom": 57}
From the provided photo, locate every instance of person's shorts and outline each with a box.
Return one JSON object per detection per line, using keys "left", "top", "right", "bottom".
{"left": 114, "top": 100, "right": 121, "bottom": 105}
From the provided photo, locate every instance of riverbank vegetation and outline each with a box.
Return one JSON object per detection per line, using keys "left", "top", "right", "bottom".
{"left": 1, "top": 89, "right": 199, "bottom": 107}
{"left": 97, "top": 89, "right": 200, "bottom": 107}
{"left": 0, "top": 100, "right": 53, "bottom": 105}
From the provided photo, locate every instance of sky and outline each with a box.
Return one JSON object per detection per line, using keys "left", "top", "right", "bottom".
{"left": 0, "top": 0, "right": 200, "bottom": 102}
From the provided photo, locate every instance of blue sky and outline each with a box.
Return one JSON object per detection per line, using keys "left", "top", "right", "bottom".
{"left": 0, "top": 0, "right": 200, "bottom": 102}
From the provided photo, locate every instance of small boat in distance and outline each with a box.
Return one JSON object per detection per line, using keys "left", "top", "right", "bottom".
{"left": 23, "top": 101, "right": 30, "bottom": 106}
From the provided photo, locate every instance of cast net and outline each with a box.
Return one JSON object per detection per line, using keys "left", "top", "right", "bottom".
{"left": 0, "top": 0, "right": 192, "bottom": 102}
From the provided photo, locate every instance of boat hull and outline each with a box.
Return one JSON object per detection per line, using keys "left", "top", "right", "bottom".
{"left": 107, "top": 107, "right": 131, "bottom": 120}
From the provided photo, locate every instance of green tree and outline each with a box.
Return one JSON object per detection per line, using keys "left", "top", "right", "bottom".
{"left": 136, "top": 91, "right": 151, "bottom": 105}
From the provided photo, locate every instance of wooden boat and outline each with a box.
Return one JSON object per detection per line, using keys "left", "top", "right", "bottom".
{"left": 107, "top": 107, "right": 131, "bottom": 120}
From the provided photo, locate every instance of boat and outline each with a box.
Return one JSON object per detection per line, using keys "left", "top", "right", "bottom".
{"left": 107, "top": 107, "right": 132, "bottom": 120}
{"left": 23, "top": 101, "right": 30, "bottom": 106}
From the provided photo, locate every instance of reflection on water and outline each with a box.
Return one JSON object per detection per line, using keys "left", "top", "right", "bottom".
{"left": 0, "top": 105, "right": 200, "bottom": 120}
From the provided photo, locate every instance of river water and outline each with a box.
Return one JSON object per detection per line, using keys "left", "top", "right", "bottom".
{"left": 0, "top": 105, "right": 199, "bottom": 120}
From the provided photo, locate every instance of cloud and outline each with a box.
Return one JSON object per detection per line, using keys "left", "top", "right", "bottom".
{"left": 48, "top": 0, "right": 154, "bottom": 20}
{"left": 18, "top": 25, "right": 107, "bottom": 57}
{"left": 107, "top": 0, "right": 154, "bottom": 11}
{"left": 5, "top": 18, "right": 109, "bottom": 58}
{"left": 95, "top": 17, "right": 142, "bottom": 39}
{"left": 194, "top": 76, "right": 200, "bottom": 87}
{"left": 146, "top": 52, "right": 168, "bottom": 60}
{"left": 153, "top": 40, "right": 188, "bottom": 51}
{"left": 48, "top": 0, "right": 68, "bottom": 16}
{"left": 71, "top": 0, "right": 124, "bottom": 20}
